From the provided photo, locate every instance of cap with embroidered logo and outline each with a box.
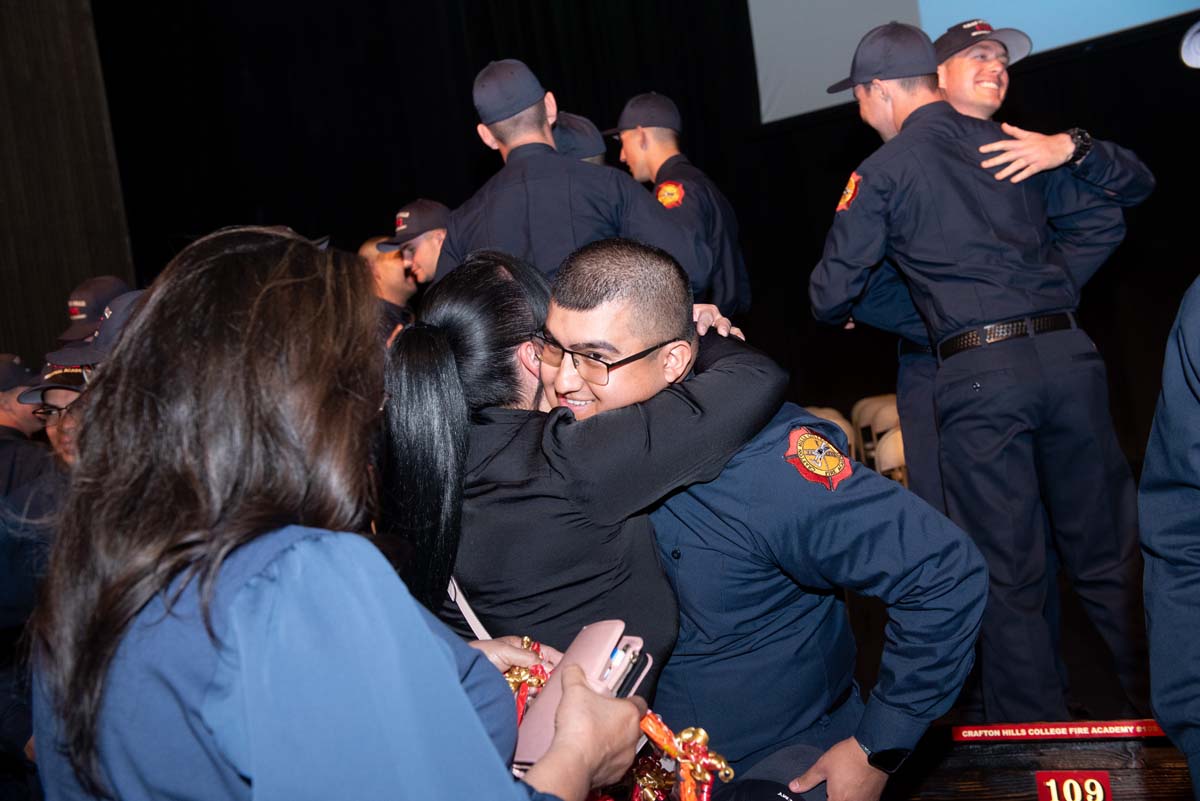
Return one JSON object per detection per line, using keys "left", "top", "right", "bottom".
{"left": 45, "top": 290, "right": 145, "bottom": 367}
{"left": 376, "top": 199, "right": 450, "bottom": 252}
{"left": 933, "top": 19, "right": 1032, "bottom": 65}
{"left": 59, "top": 275, "right": 132, "bottom": 342}
{"left": 17, "top": 363, "right": 87, "bottom": 406}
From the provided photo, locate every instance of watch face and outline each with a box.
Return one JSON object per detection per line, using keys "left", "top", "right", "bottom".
{"left": 867, "top": 747, "right": 912, "bottom": 774}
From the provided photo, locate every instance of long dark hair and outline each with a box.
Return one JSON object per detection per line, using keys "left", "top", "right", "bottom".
{"left": 379, "top": 251, "right": 548, "bottom": 609}
{"left": 30, "top": 226, "right": 383, "bottom": 796}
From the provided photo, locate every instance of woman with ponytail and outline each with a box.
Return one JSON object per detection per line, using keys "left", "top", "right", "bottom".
{"left": 30, "top": 228, "right": 645, "bottom": 801}
{"left": 380, "top": 244, "right": 789, "bottom": 694}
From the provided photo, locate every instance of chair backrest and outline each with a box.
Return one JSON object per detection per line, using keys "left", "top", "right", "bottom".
{"left": 805, "top": 406, "right": 855, "bottom": 457}
{"left": 869, "top": 401, "right": 900, "bottom": 438}
{"left": 875, "top": 427, "right": 906, "bottom": 473}
{"left": 850, "top": 394, "right": 895, "bottom": 464}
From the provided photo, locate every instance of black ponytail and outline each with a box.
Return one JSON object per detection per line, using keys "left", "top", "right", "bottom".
{"left": 379, "top": 323, "right": 469, "bottom": 609}
{"left": 379, "top": 250, "right": 549, "bottom": 610}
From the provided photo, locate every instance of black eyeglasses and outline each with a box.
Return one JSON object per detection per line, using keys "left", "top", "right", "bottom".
{"left": 33, "top": 404, "right": 73, "bottom": 424}
{"left": 531, "top": 332, "right": 676, "bottom": 386}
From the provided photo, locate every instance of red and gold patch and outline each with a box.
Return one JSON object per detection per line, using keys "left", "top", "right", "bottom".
{"left": 836, "top": 172, "right": 862, "bottom": 212}
{"left": 784, "top": 427, "right": 852, "bottom": 490}
{"left": 656, "top": 181, "right": 686, "bottom": 209}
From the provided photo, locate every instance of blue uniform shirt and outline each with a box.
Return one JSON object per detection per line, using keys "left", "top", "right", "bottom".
{"left": 649, "top": 404, "right": 987, "bottom": 773}
{"left": 655, "top": 154, "right": 752, "bottom": 316}
{"left": 1139, "top": 275, "right": 1200, "bottom": 793}
{"left": 848, "top": 135, "right": 1154, "bottom": 346}
{"left": 33, "top": 526, "right": 560, "bottom": 801}
{"left": 438, "top": 143, "right": 714, "bottom": 297}
{"left": 810, "top": 101, "right": 1129, "bottom": 341}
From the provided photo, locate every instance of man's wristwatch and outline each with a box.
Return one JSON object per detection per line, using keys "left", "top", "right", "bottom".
{"left": 857, "top": 740, "right": 912, "bottom": 774}
{"left": 1066, "top": 127, "right": 1093, "bottom": 167}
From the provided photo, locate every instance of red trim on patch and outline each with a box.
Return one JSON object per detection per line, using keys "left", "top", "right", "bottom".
{"left": 784, "top": 427, "right": 851, "bottom": 491}
{"left": 836, "top": 172, "right": 861, "bottom": 212}
{"left": 656, "top": 181, "right": 685, "bottom": 209}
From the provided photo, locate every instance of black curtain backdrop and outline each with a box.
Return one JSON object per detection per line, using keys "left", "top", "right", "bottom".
{"left": 0, "top": 0, "right": 133, "bottom": 367}
{"left": 90, "top": 2, "right": 1200, "bottom": 473}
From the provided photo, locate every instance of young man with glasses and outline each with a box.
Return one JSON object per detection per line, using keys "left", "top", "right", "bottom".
{"left": 541, "top": 239, "right": 987, "bottom": 801}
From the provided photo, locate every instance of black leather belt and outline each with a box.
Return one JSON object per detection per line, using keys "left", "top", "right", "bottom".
{"left": 898, "top": 338, "right": 934, "bottom": 357}
{"left": 937, "top": 312, "right": 1076, "bottom": 361}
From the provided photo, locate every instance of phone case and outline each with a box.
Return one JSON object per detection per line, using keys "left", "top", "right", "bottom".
{"left": 512, "top": 619, "right": 652, "bottom": 769}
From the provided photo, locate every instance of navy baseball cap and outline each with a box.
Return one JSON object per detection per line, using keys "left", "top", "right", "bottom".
{"left": 553, "top": 112, "right": 606, "bottom": 159}
{"left": 0, "top": 354, "right": 38, "bottom": 392}
{"left": 45, "top": 290, "right": 145, "bottom": 367}
{"left": 827, "top": 22, "right": 938, "bottom": 93}
{"left": 473, "top": 59, "right": 547, "bottom": 125}
{"left": 376, "top": 200, "right": 450, "bottom": 252}
{"left": 59, "top": 275, "right": 132, "bottom": 342}
{"left": 603, "top": 92, "right": 682, "bottom": 136}
{"left": 933, "top": 19, "right": 1032, "bottom": 65}
{"left": 17, "top": 363, "right": 87, "bottom": 406}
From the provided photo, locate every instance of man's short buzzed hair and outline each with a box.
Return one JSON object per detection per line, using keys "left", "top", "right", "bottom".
{"left": 552, "top": 238, "right": 695, "bottom": 345}
{"left": 487, "top": 99, "right": 548, "bottom": 146}
{"left": 895, "top": 73, "right": 938, "bottom": 92}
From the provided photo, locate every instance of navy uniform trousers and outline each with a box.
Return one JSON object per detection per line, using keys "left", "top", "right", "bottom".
{"left": 935, "top": 325, "right": 1148, "bottom": 720}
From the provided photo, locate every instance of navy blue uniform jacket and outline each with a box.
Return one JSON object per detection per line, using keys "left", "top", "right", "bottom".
{"left": 655, "top": 154, "right": 752, "bottom": 316}
{"left": 810, "top": 101, "right": 1130, "bottom": 341}
{"left": 1140, "top": 275, "right": 1200, "bottom": 792}
{"left": 849, "top": 134, "right": 1154, "bottom": 346}
{"left": 438, "top": 143, "right": 714, "bottom": 296}
{"left": 650, "top": 405, "right": 987, "bottom": 772}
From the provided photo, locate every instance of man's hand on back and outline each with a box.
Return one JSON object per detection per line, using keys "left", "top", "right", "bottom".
{"left": 788, "top": 737, "right": 888, "bottom": 801}
{"left": 693, "top": 304, "right": 744, "bottom": 340}
{"left": 978, "top": 122, "right": 1076, "bottom": 183}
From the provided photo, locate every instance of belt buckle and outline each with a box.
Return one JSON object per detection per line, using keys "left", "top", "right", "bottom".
{"left": 983, "top": 319, "right": 1026, "bottom": 345}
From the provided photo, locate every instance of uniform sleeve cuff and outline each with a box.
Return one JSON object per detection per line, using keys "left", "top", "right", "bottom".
{"left": 853, "top": 696, "right": 930, "bottom": 753}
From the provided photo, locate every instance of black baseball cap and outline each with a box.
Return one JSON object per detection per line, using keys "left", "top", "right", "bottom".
{"left": 17, "top": 363, "right": 87, "bottom": 406}
{"left": 553, "top": 112, "right": 605, "bottom": 159}
{"left": 0, "top": 355, "right": 38, "bottom": 392}
{"left": 473, "top": 59, "right": 547, "bottom": 125}
{"left": 603, "top": 92, "right": 682, "bottom": 136}
{"left": 45, "top": 290, "right": 145, "bottom": 367}
{"left": 933, "top": 19, "right": 1032, "bottom": 65}
{"left": 827, "top": 22, "right": 938, "bottom": 93}
{"left": 59, "top": 275, "right": 132, "bottom": 342}
{"left": 376, "top": 199, "right": 450, "bottom": 252}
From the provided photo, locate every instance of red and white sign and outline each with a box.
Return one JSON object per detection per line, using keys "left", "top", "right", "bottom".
{"left": 954, "top": 718, "right": 1164, "bottom": 742}
{"left": 1036, "top": 771, "right": 1111, "bottom": 801}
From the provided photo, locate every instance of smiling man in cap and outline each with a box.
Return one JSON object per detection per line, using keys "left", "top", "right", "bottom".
{"left": 609, "top": 92, "right": 752, "bottom": 316}
{"left": 435, "top": 59, "right": 715, "bottom": 295}
{"left": 810, "top": 21, "right": 1150, "bottom": 728}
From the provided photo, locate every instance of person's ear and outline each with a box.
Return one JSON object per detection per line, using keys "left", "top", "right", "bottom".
{"left": 637, "top": 127, "right": 650, "bottom": 151}
{"left": 516, "top": 340, "right": 540, "bottom": 378}
{"left": 936, "top": 63, "right": 949, "bottom": 90}
{"left": 477, "top": 123, "right": 501, "bottom": 151}
{"left": 660, "top": 340, "right": 694, "bottom": 384}
{"left": 543, "top": 91, "right": 558, "bottom": 126}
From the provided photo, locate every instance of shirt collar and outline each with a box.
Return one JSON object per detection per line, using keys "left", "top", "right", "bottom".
{"left": 901, "top": 100, "right": 954, "bottom": 131}
{"left": 506, "top": 142, "right": 556, "bottom": 163}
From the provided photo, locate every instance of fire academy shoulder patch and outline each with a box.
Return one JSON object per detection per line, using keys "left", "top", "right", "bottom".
{"left": 656, "top": 180, "right": 685, "bottom": 209}
{"left": 783, "top": 427, "right": 852, "bottom": 491}
{"left": 836, "top": 172, "right": 862, "bottom": 212}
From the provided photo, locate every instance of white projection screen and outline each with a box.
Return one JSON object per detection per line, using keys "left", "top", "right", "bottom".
{"left": 749, "top": 0, "right": 1200, "bottom": 124}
